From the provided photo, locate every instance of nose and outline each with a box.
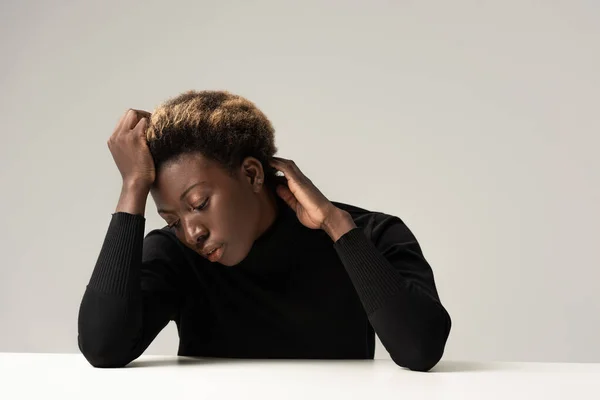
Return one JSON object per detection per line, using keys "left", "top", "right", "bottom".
{"left": 181, "top": 219, "right": 208, "bottom": 248}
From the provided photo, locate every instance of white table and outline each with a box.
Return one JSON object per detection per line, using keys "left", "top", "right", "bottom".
{"left": 1, "top": 353, "right": 599, "bottom": 399}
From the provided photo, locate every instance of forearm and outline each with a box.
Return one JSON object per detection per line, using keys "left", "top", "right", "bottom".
{"left": 78, "top": 212, "right": 146, "bottom": 367}
{"left": 332, "top": 226, "right": 451, "bottom": 371}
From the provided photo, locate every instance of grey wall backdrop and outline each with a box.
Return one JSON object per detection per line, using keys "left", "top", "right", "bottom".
{"left": 1, "top": 0, "right": 598, "bottom": 362}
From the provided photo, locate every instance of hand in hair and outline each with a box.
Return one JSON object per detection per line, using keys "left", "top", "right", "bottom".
{"left": 269, "top": 157, "right": 356, "bottom": 241}
{"left": 107, "top": 108, "right": 156, "bottom": 188}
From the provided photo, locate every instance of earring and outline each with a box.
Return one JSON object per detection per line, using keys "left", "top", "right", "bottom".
{"left": 254, "top": 177, "right": 263, "bottom": 192}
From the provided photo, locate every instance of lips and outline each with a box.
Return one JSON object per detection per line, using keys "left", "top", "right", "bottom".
{"left": 201, "top": 245, "right": 221, "bottom": 258}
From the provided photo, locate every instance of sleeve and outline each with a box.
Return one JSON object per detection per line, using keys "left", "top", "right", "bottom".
{"left": 332, "top": 213, "right": 451, "bottom": 372}
{"left": 77, "top": 212, "right": 185, "bottom": 368}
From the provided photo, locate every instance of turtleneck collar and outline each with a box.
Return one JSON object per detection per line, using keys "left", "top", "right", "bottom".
{"left": 231, "top": 193, "right": 303, "bottom": 272}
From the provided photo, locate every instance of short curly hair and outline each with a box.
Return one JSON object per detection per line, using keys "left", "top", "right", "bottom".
{"left": 146, "top": 90, "right": 279, "bottom": 186}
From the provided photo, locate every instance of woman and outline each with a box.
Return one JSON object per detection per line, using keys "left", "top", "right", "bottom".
{"left": 77, "top": 90, "right": 451, "bottom": 372}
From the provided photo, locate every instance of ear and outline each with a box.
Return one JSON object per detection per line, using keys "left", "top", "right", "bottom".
{"left": 241, "top": 156, "right": 264, "bottom": 186}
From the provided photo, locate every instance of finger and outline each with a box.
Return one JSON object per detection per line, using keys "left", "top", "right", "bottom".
{"left": 288, "top": 160, "right": 305, "bottom": 179}
{"left": 271, "top": 157, "right": 294, "bottom": 171}
{"left": 122, "top": 109, "right": 149, "bottom": 132}
{"left": 276, "top": 184, "right": 298, "bottom": 210}
{"left": 271, "top": 158, "right": 309, "bottom": 185}
{"left": 132, "top": 109, "right": 152, "bottom": 119}
{"left": 272, "top": 157, "right": 299, "bottom": 172}
{"left": 117, "top": 109, "right": 136, "bottom": 131}
{"left": 269, "top": 158, "right": 294, "bottom": 176}
{"left": 273, "top": 175, "right": 288, "bottom": 186}
{"left": 113, "top": 109, "right": 133, "bottom": 134}
{"left": 134, "top": 116, "right": 149, "bottom": 136}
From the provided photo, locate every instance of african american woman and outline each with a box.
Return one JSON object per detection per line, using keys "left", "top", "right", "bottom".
{"left": 77, "top": 90, "right": 451, "bottom": 372}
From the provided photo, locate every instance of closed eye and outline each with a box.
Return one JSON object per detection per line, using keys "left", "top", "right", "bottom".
{"left": 167, "top": 198, "right": 209, "bottom": 229}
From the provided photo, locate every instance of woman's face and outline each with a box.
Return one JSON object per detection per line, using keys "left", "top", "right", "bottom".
{"left": 150, "top": 152, "right": 271, "bottom": 267}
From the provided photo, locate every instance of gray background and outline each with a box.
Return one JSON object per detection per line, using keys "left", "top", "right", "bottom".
{"left": 1, "top": 0, "right": 598, "bottom": 362}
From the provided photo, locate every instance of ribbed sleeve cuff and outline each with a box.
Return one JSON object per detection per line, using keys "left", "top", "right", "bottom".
{"left": 333, "top": 227, "right": 407, "bottom": 315}
{"left": 88, "top": 212, "right": 146, "bottom": 296}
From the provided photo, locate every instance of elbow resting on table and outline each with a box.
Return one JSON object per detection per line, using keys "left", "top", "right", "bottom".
{"left": 406, "top": 317, "right": 450, "bottom": 372}
{"left": 78, "top": 336, "right": 135, "bottom": 368}
{"left": 83, "top": 354, "right": 131, "bottom": 369}
{"left": 383, "top": 307, "right": 452, "bottom": 372}
{"left": 390, "top": 338, "right": 446, "bottom": 372}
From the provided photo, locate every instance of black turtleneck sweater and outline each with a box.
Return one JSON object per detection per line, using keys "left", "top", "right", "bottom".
{"left": 77, "top": 195, "right": 451, "bottom": 371}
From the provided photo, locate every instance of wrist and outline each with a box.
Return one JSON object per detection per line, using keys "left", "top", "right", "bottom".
{"left": 321, "top": 208, "right": 357, "bottom": 242}
{"left": 122, "top": 179, "right": 152, "bottom": 193}
{"left": 116, "top": 180, "right": 151, "bottom": 215}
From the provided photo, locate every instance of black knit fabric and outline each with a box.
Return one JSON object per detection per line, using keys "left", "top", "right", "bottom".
{"left": 78, "top": 196, "right": 451, "bottom": 371}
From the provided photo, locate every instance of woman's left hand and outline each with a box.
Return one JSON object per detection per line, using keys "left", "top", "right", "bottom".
{"left": 269, "top": 157, "right": 356, "bottom": 240}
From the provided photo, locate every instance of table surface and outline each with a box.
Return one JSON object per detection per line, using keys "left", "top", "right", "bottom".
{"left": 1, "top": 353, "right": 599, "bottom": 399}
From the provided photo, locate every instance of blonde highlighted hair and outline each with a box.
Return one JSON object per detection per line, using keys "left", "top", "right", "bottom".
{"left": 146, "top": 90, "right": 278, "bottom": 182}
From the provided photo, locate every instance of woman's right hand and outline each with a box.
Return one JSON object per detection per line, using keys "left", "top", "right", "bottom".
{"left": 108, "top": 109, "right": 156, "bottom": 188}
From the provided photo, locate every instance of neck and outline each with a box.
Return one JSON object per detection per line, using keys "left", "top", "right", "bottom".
{"left": 254, "top": 185, "right": 280, "bottom": 240}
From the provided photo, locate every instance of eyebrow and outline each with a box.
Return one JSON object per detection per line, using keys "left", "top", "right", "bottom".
{"left": 157, "top": 181, "right": 208, "bottom": 214}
